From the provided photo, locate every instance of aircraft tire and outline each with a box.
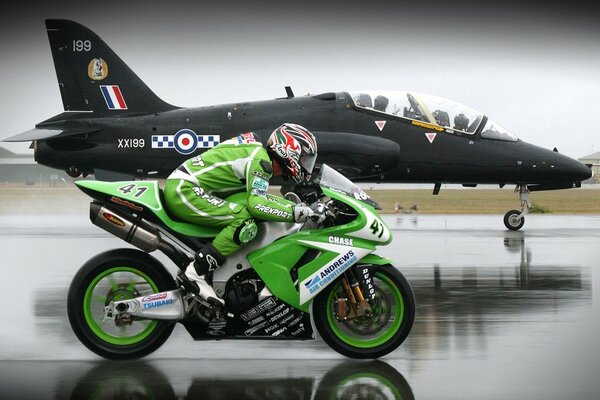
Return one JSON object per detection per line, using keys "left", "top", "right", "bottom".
{"left": 504, "top": 209, "right": 525, "bottom": 231}
{"left": 313, "top": 266, "right": 415, "bottom": 359}
{"left": 67, "top": 248, "right": 177, "bottom": 360}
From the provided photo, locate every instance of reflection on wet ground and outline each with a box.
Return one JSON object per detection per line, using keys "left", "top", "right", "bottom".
{"left": 1, "top": 214, "right": 599, "bottom": 398}
{"left": 0, "top": 359, "right": 413, "bottom": 400}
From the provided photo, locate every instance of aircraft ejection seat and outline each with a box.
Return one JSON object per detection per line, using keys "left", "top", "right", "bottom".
{"left": 357, "top": 93, "right": 373, "bottom": 108}
{"left": 374, "top": 95, "right": 389, "bottom": 112}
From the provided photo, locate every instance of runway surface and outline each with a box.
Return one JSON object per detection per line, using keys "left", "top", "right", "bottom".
{"left": 0, "top": 213, "right": 599, "bottom": 399}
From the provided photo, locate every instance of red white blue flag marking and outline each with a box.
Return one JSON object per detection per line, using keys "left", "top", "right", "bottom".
{"left": 100, "top": 85, "right": 128, "bottom": 110}
{"left": 152, "top": 129, "right": 220, "bottom": 155}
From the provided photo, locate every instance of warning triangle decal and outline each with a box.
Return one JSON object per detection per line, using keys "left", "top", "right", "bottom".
{"left": 375, "top": 121, "right": 386, "bottom": 131}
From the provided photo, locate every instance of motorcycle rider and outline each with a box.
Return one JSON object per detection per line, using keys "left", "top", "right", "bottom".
{"left": 163, "top": 123, "right": 321, "bottom": 306}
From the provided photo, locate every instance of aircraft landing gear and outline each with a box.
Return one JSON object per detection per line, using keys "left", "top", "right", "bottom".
{"left": 504, "top": 184, "right": 531, "bottom": 231}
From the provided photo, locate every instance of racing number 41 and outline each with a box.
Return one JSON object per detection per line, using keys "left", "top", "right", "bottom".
{"left": 118, "top": 184, "right": 148, "bottom": 198}
{"left": 370, "top": 220, "right": 384, "bottom": 238}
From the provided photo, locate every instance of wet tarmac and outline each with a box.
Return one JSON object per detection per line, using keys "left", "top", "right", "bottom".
{"left": 1, "top": 213, "right": 599, "bottom": 399}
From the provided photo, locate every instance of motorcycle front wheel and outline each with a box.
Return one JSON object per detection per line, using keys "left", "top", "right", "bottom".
{"left": 67, "top": 248, "right": 177, "bottom": 360}
{"left": 313, "top": 266, "right": 415, "bottom": 359}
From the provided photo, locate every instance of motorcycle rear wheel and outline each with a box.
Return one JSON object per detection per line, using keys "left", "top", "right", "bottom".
{"left": 67, "top": 248, "right": 177, "bottom": 360}
{"left": 313, "top": 266, "right": 415, "bottom": 359}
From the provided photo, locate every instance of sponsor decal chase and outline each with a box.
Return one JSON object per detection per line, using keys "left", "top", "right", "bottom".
{"left": 328, "top": 236, "right": 353, "bottom": 246}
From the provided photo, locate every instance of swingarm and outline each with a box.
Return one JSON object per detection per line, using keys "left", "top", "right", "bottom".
{"left": 103, "top": 289, "right": 191, "bottom": 323}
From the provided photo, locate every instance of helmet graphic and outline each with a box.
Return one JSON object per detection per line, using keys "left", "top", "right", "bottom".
{"left": 267, "top": 123, "right": 317, "bottom": 183}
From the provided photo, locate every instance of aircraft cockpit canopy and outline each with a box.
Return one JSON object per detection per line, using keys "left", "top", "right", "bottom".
{"left": 349, "top": 91, "right": 517, "bottom": 141}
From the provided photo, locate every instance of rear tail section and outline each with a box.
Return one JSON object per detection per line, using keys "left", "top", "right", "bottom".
{"left": 45, "top": 19, "right": 177, "bottom": 115}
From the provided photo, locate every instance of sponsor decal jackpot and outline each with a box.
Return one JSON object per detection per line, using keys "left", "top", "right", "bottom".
{"left": 254, "top": 204, "right": 290, "bottom": 219}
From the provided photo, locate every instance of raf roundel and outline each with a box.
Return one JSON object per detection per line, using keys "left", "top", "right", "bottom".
{"left": 173, "top": 129, "right": 198, "bottom": 155}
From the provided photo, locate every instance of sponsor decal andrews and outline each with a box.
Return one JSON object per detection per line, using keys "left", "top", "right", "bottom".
{"left": 305, "top": 250, "right": 358, "bottom": 295}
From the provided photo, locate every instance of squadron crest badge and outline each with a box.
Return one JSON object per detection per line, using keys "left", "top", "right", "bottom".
{"left": 88, "top": 58, "right": 108, "bottom": 81}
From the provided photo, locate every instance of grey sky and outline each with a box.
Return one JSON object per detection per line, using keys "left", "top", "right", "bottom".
{"left": 1, "top": 0, "right": 599, "bottom": 158}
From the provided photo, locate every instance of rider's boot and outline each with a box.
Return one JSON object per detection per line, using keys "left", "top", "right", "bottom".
{"left": 184, "top": 243, "right": 225, "bottom": 306}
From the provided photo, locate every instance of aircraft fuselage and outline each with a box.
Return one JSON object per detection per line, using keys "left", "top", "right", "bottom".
{"left": 34, "top": 91, "right": 591, "bottom": 187}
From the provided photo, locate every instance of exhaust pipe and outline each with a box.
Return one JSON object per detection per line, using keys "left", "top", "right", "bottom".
{"left": 90, "top": 203, "right": 160, "bottom": 252}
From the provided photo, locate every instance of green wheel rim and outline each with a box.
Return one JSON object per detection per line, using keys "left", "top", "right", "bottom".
{"left": 83, "top": 266, "right": 159, "bottom": 346}
{"left": 326, "top": 272, "right": 404, "bottom": 349}
{"left": 331, "top": 372, "right": 403, "bottom": 400}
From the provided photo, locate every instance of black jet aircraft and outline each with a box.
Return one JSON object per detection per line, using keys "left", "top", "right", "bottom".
{"left": 4, "top": 20, "right": 593, "bottom": 231}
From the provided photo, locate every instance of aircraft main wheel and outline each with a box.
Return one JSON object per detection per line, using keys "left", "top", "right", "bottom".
{"left": 67, "top": 248, "right": 177, "bottom": 360}
{"left": 504, "top": 210, "right": 524, "bottom": 231}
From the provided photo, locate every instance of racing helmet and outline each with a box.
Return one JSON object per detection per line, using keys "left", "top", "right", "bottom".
{"left": 267, "top": 123, "right": 317, "bottom": 183}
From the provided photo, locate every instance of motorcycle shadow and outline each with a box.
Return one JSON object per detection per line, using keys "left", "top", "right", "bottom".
{"left": 60, "top": 359, "right": 414, "bottom": 400}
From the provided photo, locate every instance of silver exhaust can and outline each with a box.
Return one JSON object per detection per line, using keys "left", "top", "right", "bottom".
{"left": 90, "top": 203, "right": 160, "bottom": 252}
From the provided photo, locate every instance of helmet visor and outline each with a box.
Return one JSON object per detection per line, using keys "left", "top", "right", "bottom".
{"left": 300, "top": 152, "right": 317, "bottom": 174}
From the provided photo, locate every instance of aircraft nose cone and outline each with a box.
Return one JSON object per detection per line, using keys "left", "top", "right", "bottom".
{"left": 559, "top": 157, "right": 593, "bottom": 182}
{"left": 570, "top": 160, "right": 593, "bottom": 181}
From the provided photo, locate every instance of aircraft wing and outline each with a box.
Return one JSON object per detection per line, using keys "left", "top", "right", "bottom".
{"left": 3, "top": 127, "right": 100, "bottom": 142}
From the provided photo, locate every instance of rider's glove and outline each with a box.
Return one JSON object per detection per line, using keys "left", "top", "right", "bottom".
{"left": 293, "top": 203, "right": 327, "bottom": 223}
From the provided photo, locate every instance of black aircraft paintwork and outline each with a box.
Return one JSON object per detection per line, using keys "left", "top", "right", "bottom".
{"left": 4, "top": 20, "right": 593, "bottom": 230}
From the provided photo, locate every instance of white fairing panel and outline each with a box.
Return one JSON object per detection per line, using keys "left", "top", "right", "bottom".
{"left": 297, "top": 240, "right": 372, "bottom": 305}
{"left": 212, "top": 221, "right": 302, "bottom": 293}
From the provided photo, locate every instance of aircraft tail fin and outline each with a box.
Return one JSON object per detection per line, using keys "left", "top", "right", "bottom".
{"left": 45, "top": 19, "right": 177, "bottom": 115}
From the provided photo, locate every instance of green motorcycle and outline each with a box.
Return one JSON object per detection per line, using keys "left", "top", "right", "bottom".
{"left": 68, "top": 164, "right": 415, "bottom": 359}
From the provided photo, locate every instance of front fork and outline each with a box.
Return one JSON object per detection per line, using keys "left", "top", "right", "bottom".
{"left": 334, "top": 270, "right": 373, "bottom": 320}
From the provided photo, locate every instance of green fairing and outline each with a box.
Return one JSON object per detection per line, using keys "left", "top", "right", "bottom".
{"left": 77, "top": 179, "right": 392, "bottom": 313}
{"left": 358, "top": 253, "right": 393, "bottom": 266}
{"left": 249, "top": 187, "right": 391, "bottom": 312}
{"left": 320, "top": 187, "right": 393, "bottom": 246}
{"left": 75, "top": 180, "right": 245, "bottom": 238}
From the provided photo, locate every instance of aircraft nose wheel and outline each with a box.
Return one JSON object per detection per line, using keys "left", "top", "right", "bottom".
{"left": 504, "top": 210, "right": 524, "bottom": 231}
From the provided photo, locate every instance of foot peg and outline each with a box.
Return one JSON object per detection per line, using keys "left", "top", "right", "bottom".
{"left": 178, "top": 269, "right": 225, "bottom": 307}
